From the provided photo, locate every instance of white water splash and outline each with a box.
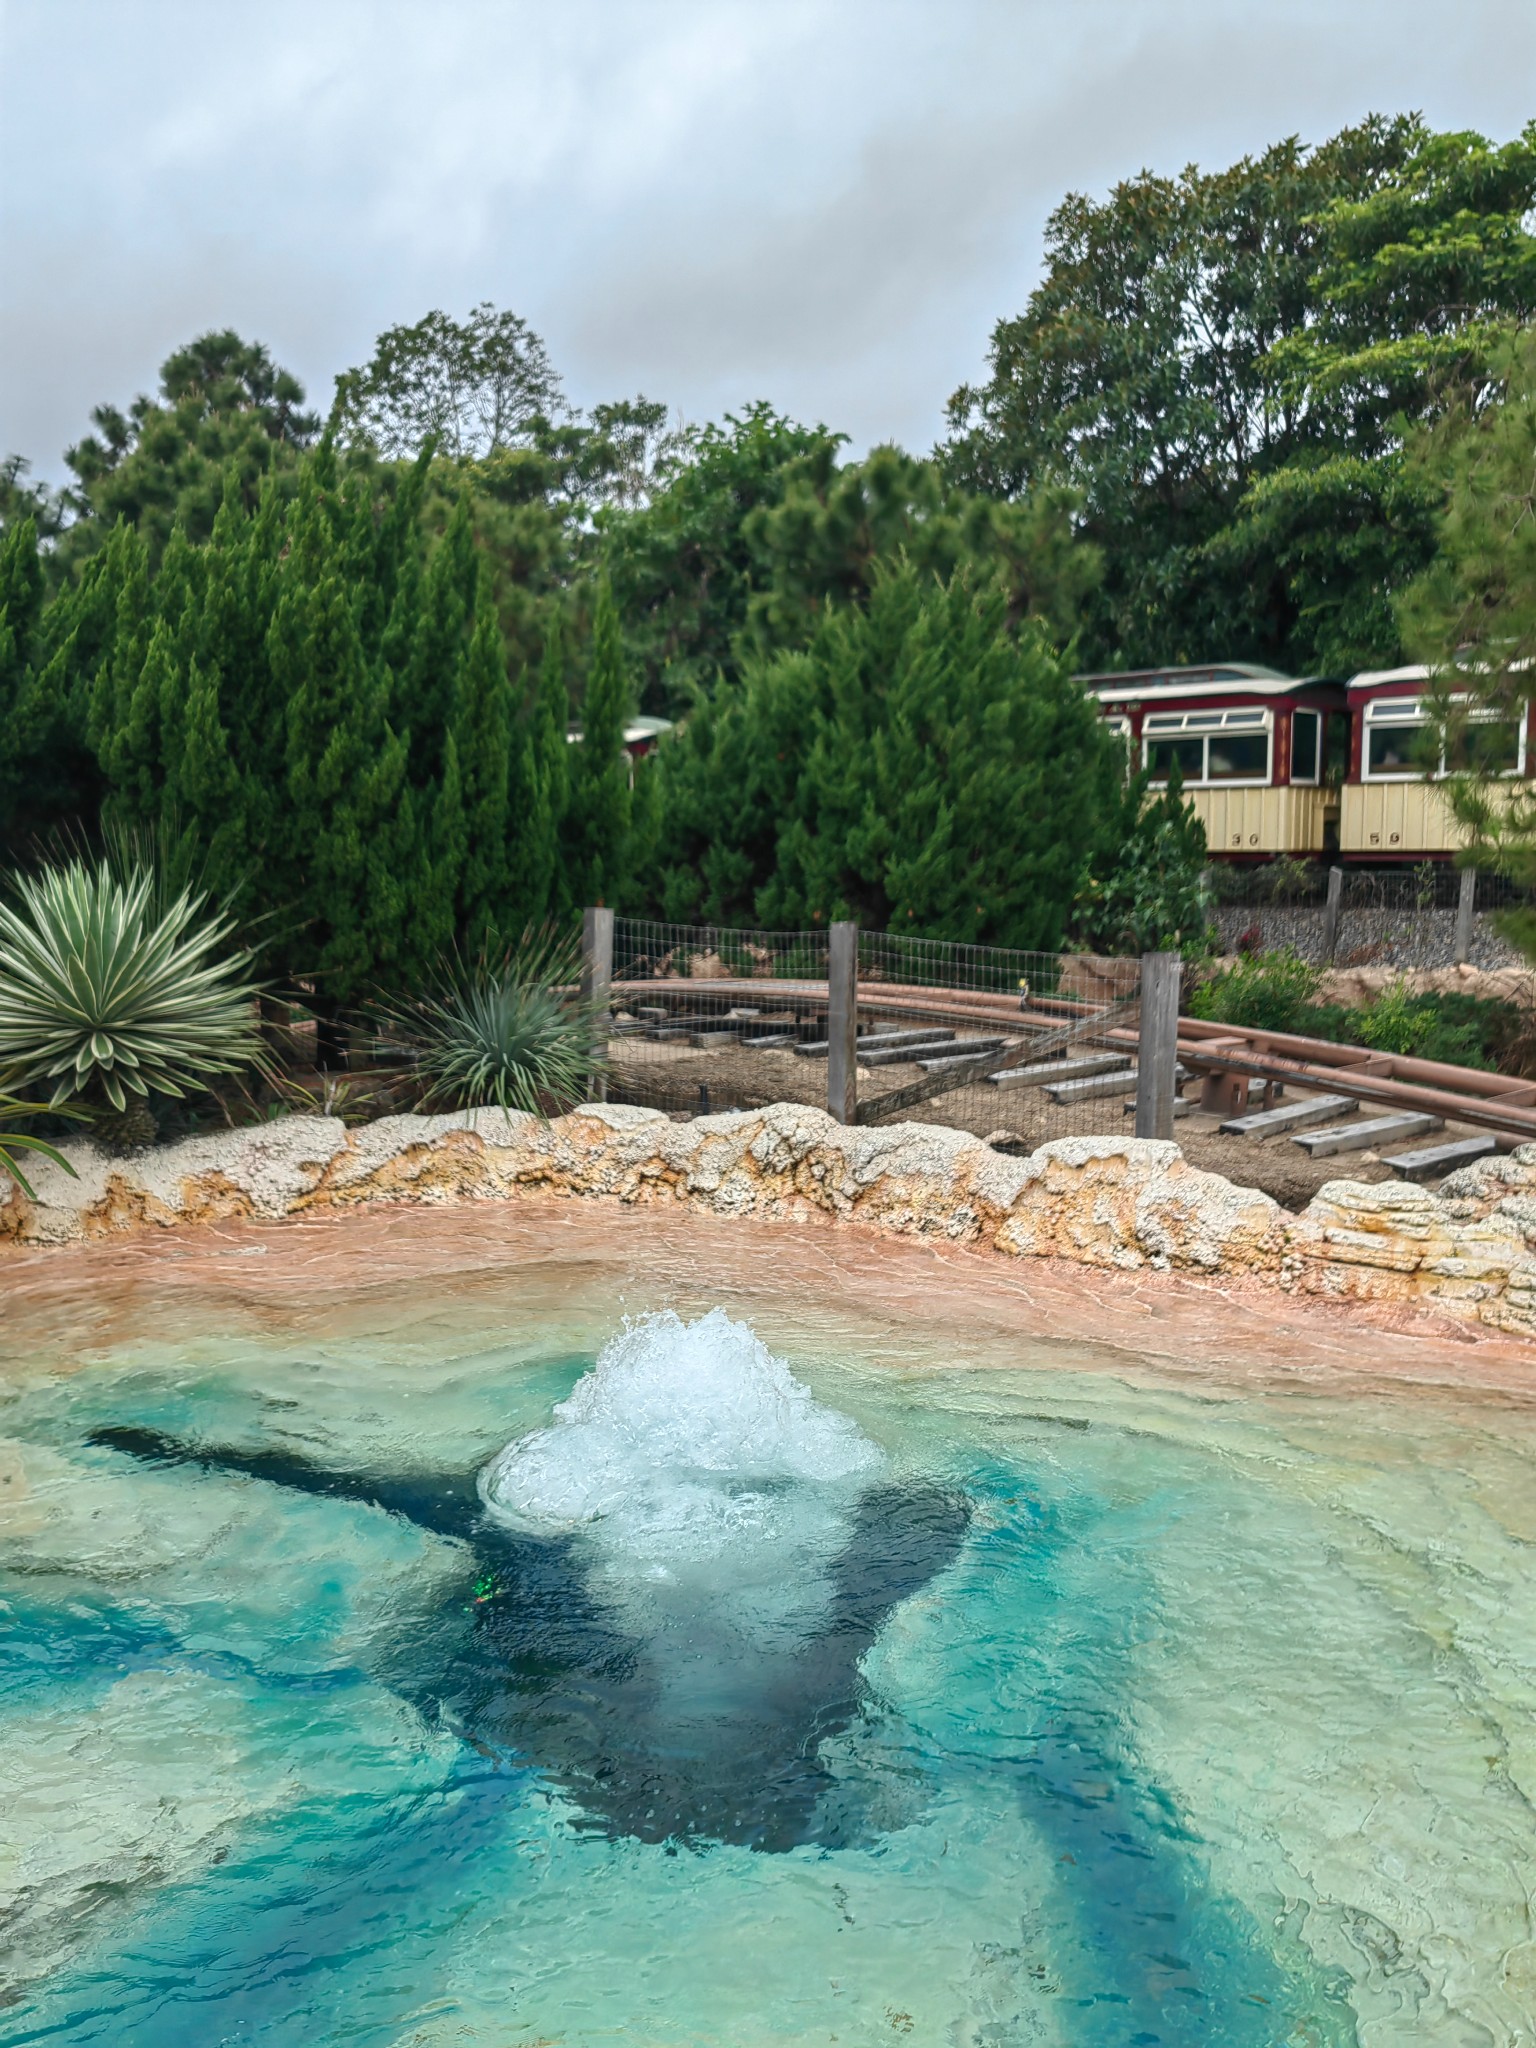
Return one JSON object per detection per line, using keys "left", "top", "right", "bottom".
{"left": 480, "top": 1309, "right": 881, "bottom": 1575}
{"left": 481, "top": 1318, "right": 876, "bottom": 1654}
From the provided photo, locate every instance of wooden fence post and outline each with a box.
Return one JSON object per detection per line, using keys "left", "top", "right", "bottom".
{"left": 826, "top": 922, "right": 859, "bottom": 1125}
{"left": 581, "top": 906, "right": 614, "bottom": 1104}
{"left": 1321, "top": 865, "right": 1344, "bottom": 966}
{"left": 1454, "top": 867, "right": 1477, "bottom": 966}
{"left": 1134, "top": 951, "right": 1181, "bottom": 1142}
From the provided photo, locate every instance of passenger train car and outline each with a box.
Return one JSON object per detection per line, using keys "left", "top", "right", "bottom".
{"left": 1080, "top": 661, "right": 1533, "bottom": 865}
{"left": 1078, "top": 663, "right": 1347, "bottom": 860}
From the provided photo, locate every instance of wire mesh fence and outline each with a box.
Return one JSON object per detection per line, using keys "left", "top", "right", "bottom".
{"left": 600, "top": 916, "right": 1146, "bottom": 1147}
{"left": 1208, "top": 863, "right": 1526, "bottom": 971}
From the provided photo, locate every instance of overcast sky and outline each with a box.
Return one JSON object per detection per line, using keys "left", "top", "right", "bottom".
{"left": 2, "top": 0, "right": 1532, "bottom": 482}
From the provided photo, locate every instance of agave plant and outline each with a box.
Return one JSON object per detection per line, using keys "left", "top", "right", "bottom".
{"left": 377, "top": 930, "right": 605, "bottom": 1117}
{"left": 0, "top": 858, "right": 266, "bottom": 1147}
{"left": 0, "top": 1088, "right": 83, "bottom": 1199}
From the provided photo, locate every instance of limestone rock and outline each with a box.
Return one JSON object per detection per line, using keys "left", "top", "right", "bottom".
{"left": 4, "top": 1099, "right": 1534, "bottom": 1342}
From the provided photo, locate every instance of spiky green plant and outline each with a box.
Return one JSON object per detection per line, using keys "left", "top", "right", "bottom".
{"left": 377, "top": 930, "right": 605, "bottom": 1117}
{"left": 0, "top": 1088, "right": 83, "bottom": 1199}
{"left": 0, "top": 859, "right": 266, "bottom": 1123}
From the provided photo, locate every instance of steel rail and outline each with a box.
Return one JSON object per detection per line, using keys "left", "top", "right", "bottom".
{"left": 1105, "top": 1020, "right": 1536, "bottom": 1139}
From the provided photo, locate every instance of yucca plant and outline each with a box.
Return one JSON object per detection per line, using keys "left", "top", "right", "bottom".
{"left": 376, "top": 929, "right": 605, "bottom": 1117}
{"left": 0, "top": 858, "right": 266, "bottom": 1152}
{"left": 0, "top": 1087, "right": 84, "bottom": 1199}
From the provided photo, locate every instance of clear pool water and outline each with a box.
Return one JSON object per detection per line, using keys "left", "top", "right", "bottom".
{"left": 3, "top": 1262, "right": 1534, "bottom": 2046}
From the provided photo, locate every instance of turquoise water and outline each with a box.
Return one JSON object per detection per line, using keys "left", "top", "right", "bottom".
{"left": 3, "top": 1271, "right": 1534, "bottom": 2045}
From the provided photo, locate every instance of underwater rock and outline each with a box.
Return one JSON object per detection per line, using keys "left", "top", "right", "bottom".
{"left": 86, "top": 1309, "right": 975, "bottom": 1853}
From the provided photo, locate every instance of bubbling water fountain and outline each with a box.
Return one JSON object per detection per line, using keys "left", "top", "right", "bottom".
{"left": 89, "top": 1309, "right": 972, "bottom": 1852}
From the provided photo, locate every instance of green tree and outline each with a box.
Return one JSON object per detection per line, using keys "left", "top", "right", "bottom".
{"left": 333, "top": 304, "right": 564, "bottom": 459}
{"left": 562, "top": 580, "right": 632, "bottom": 908}
{"left": 521, "top": 607, "right": 572, "bottom": 920}
{"left": 451, "top": 584, "right": 515, "bottom": 947}
{"left": 945, "top": 116, "right": 1536, "bottom": 672}
{"left": 1399, "top": 324, "right": 1536, "bottom": 950}
{"left": 599, "top": 404, "right": 836, "bottom": 715}
{"left": 650, "top": 562, "right": 1123, "bottom": 948}
{"left": 1074, "top": 764, "right": 1212, "bottom": 956}
{"left": 744, "top": 443, "right": 1099, "bottom": 660}
{"left": 59, "top": 331, "right": 318, "bottom": 572}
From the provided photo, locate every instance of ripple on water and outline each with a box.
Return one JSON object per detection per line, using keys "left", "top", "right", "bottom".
{"left": 1, "top": 1276, "right": 1533, "bottom": 2046}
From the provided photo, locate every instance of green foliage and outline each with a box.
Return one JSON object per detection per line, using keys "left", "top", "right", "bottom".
{"left": 743, "top": 443, "right": 1100, "bottom": 662}
{"left": 1399, "top": 325, "right": 1536, "bottom": 940}
{"left": 1349, "top": 981, "right": 1499, "bottom": 1067}
{"left": 1189, "top": 945, "right": 1323, "bottom": 1032}
{"left": 1273, "top": 121, "right": 1536, "bottom": 441}
{"left": 377, "top": 929, "right": 602, "bottom": 1115}
{"left": 0, "top": 857, "right": 264, "bottom": 1112}
{"left": 333, "top": 303, "right": 564, "bottom": 460}
{"left": 1191, "top": 952, "right": 1513, "bottom": 1067}
{"left": 0, "top": 1090, "right": 83, "bottom": 1199}
{"left": 945, "top": 115, "right": 1536, "bottom": 673}
{"left": 600, "top": 404, "right": 836, "bottom": 717}
{"left": 562, "top": 579, "right": 633, "bottom": 908}
{"left": 651, "top": 562, "right": 1123, "bottom": 948}
{"left": 1074, "top": 766, "right": 1213, "bottom": 956}
{"left": 58, "top": 331, "right": 318, "bottom": 572}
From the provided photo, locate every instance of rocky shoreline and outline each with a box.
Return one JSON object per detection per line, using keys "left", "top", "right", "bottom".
{"left": 6, "top": 1101, "right": 1536, "bottom": 1341}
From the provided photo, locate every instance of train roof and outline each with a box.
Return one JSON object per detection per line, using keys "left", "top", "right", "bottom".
{"left": 1075, "top": 662, "right": 1341, "bottom": 706}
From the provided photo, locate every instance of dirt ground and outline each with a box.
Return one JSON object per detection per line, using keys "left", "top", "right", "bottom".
{"left": 606, "top": 1036, "right": 1495, "bottom": 1211}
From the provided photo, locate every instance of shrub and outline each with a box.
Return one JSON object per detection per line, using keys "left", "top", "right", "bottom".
{"left": 1350, "top": 981, "right": 1503, "bottom": 1068}
{"left": 1192, "top": 951, "right": 1518, "bottom": 1068}
{"left": 1074, "top": 767, "right": 1214, "bottom": 957}
{"left": 0, "top": 1089, "right": 82, "bottom": 1198}
{"left": 376, "top": 929, "right": 603, "bottom": 1116}
{"left": 1188, "top": 946, "right": 1322, "bottom": 1033}
{"left": 0, "top": 858, "right": 265, "bottom": 1145}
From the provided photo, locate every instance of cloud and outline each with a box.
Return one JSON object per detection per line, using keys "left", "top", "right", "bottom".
{"left": 2, "top": 0, "right": 1532, "bottom": 479}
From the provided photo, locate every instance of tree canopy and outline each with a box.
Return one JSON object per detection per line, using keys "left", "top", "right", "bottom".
{"left": 945, "top": 115, "right": 1536, "bottom": 675}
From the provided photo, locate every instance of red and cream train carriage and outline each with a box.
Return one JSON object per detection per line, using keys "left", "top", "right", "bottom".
{"left": 1080, "top": 661, "right": 1534, "bottom": 865}
{"left": 1077, "top": 663, "right": 1346, "bottom": 860}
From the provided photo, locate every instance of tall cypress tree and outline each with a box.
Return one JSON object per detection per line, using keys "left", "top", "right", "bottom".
{"left": 562, "top": 581, "right": 631, "bottom": 909}
{"left": 451, "top": 583, "right": 513, "bottom": 948}
{"left": 401, "top": 491, "right": 477, "bottom": 786}
{"left": 273, "top": 543, "right": 413, "bottom": 1005}
{"left": 524, "top": 606, "right": 571, "bottom": 921}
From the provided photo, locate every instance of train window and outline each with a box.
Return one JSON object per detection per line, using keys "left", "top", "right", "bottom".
{"left": 1146, "top": 735, "right": 1204, "bottom": 781}
{"left": 1208, "top": 732, "right": 1270, "bottom": 779}
{"left": 1366, "top": 717, "right": 1426, "bottom": 775}
{"left": 1446, "top": 718, "right": 1523, "bottom": 775}
{"left": 1364, "top": 696, "right": 1525, "bottom": 779}
{"left": 1364, "top": 698, "right": 1431, "bottom": 777}
{"left": 1143, "top": 707, "right": 1272, "bottom": 785}
{"left": 1291, "top": 710, "right": 1320, "bottom": 783}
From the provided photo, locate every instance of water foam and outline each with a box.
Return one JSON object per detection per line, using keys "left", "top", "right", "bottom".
{"left": 479, "top": 1309, "right": 881, "bottom": 1574}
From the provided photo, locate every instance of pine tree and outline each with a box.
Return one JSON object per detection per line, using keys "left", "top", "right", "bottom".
{"left": 562, "top": 580, "right": 631, "bottom": 909}
{"left": 451, "top": 585, "right": 513, "bottom": 947}
{"left": 274, "top": 550, "right": 416, "bottom": 1005}
{"left": 175, "top": 656, "right": 246, "bottom": 883}
{"left": 524, "top": 606, "right": 571, "bottom": 920}
{"left": 400, "top": 490, "right": 477, "bottom": 786}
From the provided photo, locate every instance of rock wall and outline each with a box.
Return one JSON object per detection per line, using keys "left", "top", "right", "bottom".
{"left": 6, "top": 1101, "right": 1536, "bottom": 1340}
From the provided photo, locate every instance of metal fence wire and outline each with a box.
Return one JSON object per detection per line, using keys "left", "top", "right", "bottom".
{"left": 1207, "top": 863, "right": 1525, "bottom": 972}
{"left": 599, "top": 916, "right": 1146, "bottom": 1148}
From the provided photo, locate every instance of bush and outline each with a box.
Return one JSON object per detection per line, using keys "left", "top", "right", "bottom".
{"left": 1192, "top": 949, "right": 1518, "bottom": 1068}
{"left": 375, "top": 929, "right": 603, "bottom": 1116}
{"left": 1188, "top": 946, "right": 1322, "bottom": 1032}
{"left": 0, "top": 1089, "right": 82, "bottom": 1197}
{"left": 1073, "top": 767, "right": 1214, "bottom": 958}
{"left": 0, "top": 857, "right": 265, "bottom": 1144}
{"left": 1349, "top": 982, "right": 1506, "bottom": 1068}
